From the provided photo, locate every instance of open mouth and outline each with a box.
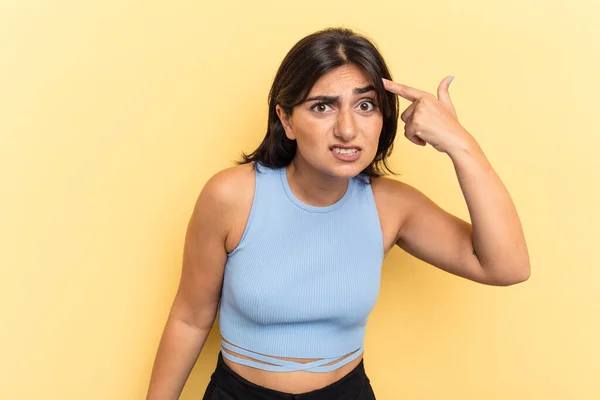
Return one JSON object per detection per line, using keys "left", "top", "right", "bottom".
{"left": 330, "top": 146, "right": 361, "bottom": 161}
{"left": 332, "top": 147, "right": 360, "bottom": 155}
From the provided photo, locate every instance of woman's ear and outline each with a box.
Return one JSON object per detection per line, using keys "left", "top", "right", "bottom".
{"left": 276, "top": 105, "right": 295, "bottom": 140}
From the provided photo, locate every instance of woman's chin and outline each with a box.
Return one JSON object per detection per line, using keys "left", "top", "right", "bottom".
{"left": 327, "top": 162, "right": 370, "bottom": 178}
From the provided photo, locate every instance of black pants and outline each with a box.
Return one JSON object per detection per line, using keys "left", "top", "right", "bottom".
{"left": 202, "top": 352, "right": 376, "bottom": 399}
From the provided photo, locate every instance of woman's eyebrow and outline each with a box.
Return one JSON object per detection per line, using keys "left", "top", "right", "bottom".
{"left": 353, "top": 85, "right": 375, "bottom": 95}
{"left": 305, "top": 85, "right": 376, "bottom": 103}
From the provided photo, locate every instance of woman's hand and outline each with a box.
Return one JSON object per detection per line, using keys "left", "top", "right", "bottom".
{"left": 383, "top": 76, "right": 476, "bottom": 154}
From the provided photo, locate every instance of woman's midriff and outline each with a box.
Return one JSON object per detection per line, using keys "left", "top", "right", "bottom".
{"left": 220, "top": 335, "right": 364, "bottom": 394}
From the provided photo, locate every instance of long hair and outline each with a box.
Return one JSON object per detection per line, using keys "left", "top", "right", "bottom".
{"left": 239, "top": 27, "right": 398, "bottom": 177}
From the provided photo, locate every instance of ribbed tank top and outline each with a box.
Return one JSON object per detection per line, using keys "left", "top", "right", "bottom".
{"left": 218, "top": 162, "right": 384, "bottom": 373}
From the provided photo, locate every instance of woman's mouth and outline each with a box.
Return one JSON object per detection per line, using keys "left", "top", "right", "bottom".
{"left": 331, "top": 146, "right": 361, "bottom": 161}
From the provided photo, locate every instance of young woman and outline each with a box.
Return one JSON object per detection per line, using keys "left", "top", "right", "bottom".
{"left": 146, "top": 27, "right": 530, "bottom": 400}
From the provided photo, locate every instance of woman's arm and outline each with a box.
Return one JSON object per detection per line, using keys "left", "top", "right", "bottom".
{"left": 384, "top": 77, "right": 530, "bottom": 286}
{"left": 393, "top": 141, "right": 530, "bottom": 286}
{"left": 146, "top": 318, "right": 212, "bottom": 400}
{"left": 146, "top": 169, "right": 239, "bottom": 400}
{"left": 451, "top": 140, "right": 530, "bottom": 284}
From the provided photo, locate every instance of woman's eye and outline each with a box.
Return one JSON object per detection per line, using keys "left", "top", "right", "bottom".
{"left": 312, "top": 103, "right": 332, "bottom": 113}
{"left": 358, "top": 101, "right": 376, "bottom": 112}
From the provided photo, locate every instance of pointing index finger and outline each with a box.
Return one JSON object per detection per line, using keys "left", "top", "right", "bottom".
{"left": 382, "top": 78, "right": 426, "bottom": 102}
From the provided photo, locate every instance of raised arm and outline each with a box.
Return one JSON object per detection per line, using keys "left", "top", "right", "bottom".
{"left": 383, "top": 77, "right": 530, "bottom": 286}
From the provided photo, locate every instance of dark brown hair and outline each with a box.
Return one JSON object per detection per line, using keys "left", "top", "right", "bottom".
{"left": 239, "top": 27, "right": 398, "bottom": 177}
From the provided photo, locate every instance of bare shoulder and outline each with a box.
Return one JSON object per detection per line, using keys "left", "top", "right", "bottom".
{"left": 188, "top": 163, "right": 255, "bottom": 242}
{"left": 370, "top": 175, "right": 420, "bottom": 216}
{"left": 369, "top": 176, "right": 438, "bottom": 249}
{"left": 370, "top": 175, "right": 423, "bottom": 198}
{"left": 201, "top": 163, "right": 255, "bottom": 208}
{"left": 197, "top": 163, "right": 255, "bottom": 252}
{"left": 369, "top": 176, "right": 413, "bottom": 253}
{"left": 371, "top": 175, "right": 435, "bottom": 212}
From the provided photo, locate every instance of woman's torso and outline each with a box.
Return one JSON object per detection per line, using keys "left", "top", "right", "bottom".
{"left": 219, "top": 163, "right": 404, "bottom": 394}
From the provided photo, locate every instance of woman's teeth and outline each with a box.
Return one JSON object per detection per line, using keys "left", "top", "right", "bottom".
{"left": 333, "top": 148, "right": 359, "bottom": 154}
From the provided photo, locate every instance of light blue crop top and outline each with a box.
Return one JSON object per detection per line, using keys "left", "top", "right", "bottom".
{"left": 218, "top": 162, "right": 384, "bottom": 373}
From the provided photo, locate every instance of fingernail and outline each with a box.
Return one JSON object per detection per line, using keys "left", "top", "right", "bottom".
{"left": 448, "top": 76, "right": 455, "bottom": 83}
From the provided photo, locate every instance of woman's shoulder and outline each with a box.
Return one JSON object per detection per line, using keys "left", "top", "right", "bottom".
{"left": 200, "top": 163, "right": 256, "bottom": 253}
{"left": 369, "top": 174, "right": 440, "bottom": 230}
{"left": 202, "top": 163, "right": 255, "bottom": 206}
{"left": 370, "top": 175, "right": 407, "bottom": 200}
{"left": 369, "top": 175, "right": 428, "bottom": 230}
{"left": 209, "top": 163, "right": 255, "bottom": 185}
{"left": 370, "top": 175, "right": 424, "bottom": 202}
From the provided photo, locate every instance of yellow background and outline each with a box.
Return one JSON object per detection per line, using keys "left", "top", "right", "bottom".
{"left": 1, "top": 0, "right": 598, "bottom": 399}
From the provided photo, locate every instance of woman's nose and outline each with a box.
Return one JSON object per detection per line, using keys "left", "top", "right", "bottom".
{"left": 333, "top": 109, "right": 358, "bottom": 142}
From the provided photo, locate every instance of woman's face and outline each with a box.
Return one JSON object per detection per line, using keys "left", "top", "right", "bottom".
{"left": 276, "top": 64, "right": 383, "bottom": 179}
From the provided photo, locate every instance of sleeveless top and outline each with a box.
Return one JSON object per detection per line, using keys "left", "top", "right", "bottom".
{"left": 217, "top": 162, "right": 384, "bottom": 372}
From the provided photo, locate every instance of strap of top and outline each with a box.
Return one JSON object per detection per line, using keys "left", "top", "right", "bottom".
{"left": 220, "top": 340, "right": 364, "bottom": 372}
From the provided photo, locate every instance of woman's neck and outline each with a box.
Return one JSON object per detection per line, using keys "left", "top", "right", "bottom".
{"left": 285, "top": 156, "right": 349, "bottom": 207}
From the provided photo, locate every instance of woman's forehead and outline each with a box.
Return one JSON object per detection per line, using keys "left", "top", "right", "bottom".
{"left": 309, "top": 65, "right": 374, "bottom": 95}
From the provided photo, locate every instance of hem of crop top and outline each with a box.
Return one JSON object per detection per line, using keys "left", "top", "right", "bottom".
{"left": 220, "top": 339, "right": 364, "bottom": 373}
